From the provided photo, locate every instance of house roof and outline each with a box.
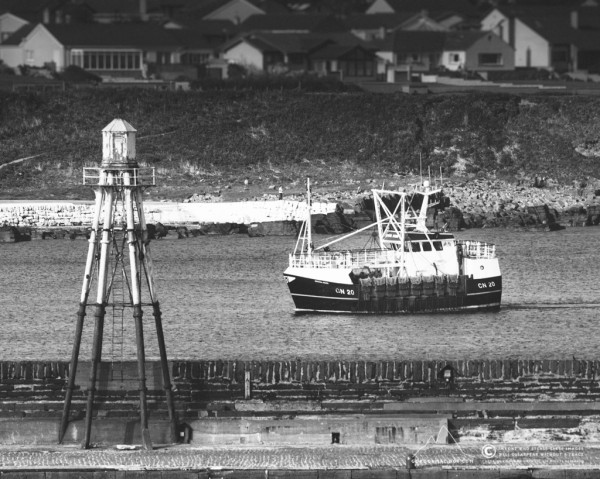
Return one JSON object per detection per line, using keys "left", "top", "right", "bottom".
{"left": 84, "top": 0, "right": 165, "bottom": 15}
{"left": 0, "top": 0, "right": 47, "bottom": 22}
{"left": 166, "top": 18, "right": 236, "bottom": 36}
{"left": 310, "top": 43, "right": 374, "bottom": 60}
{"left": 180, "top": 0, "right": 288, "bottom": 19}
{"left": 225, "top": 31, "right": 332, "bottom": 53}
{"left": 577, "top": 5, "right": 600, "bottom": 29}
{"left": 376, "top": 30, "right": 506, "bottom": 53}
{"left": 1, "top": 23, "right": 36, "bottom": 45}
{"left": 389, "top": 30, "right": 446, "bottom": 53}
{"left": 239, "top": 13, "right": 347, "bottom": 32}
{"left": 169, "top": 27, "right": 216, "bottom": 49}
{"left": 222, "top": 29, "right": 370, "bottom": 54}
{"left": 488, "top": 5, "right": 600, "bottom": 47}
{"left": 371, "top": 0, "right": 477, "bottom": 15}
{"left": 343, "top": 13, "right": 413, "bottom": 30}
{"left": 572, "top": 28, "right": 600, "bottom": 49}
{"left": 43, "top": 23, "right": 184, "bottom": 48}
{"left": 443, "top": 30, "right": 491, "bottom": 50}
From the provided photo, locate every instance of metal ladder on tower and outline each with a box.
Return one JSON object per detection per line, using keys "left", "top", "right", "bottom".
{"left": 108, "top": 222, "right": 129, "bottom": 382}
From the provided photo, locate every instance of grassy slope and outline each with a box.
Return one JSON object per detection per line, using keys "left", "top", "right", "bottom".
{"left": 0, "top": 88, "right": 599, "bottom": 201}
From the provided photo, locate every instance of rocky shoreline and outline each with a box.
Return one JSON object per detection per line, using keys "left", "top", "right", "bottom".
{"left": 1, "top": 177, "right": 599, "bottom": 243}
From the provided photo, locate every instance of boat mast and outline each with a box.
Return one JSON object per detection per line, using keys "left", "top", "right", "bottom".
{"left": 399, "top": 191, "right": 406, "bottom": 276}
{"left": 373, "top": 190, "right": 385, "bottom": 250}
{"left": 416, "top": 180, "right": 431, "bottom": 232}
{"left": 306, "top": 177, "right": 312, "bottom": 254}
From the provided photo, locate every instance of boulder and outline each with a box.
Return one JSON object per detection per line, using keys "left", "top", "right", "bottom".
{"left": 248, "top": 221, "right": 298, "bottom": 236}
{"left": 0, "top": 226, "right": 17, "bottom": 243}
{"left": 147, "top": 222, "right": 168, "bottom": 240}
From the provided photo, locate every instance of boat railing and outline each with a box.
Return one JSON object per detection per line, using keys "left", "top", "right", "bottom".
{"left": 289, "top": 249, "right": 400, "bottom": 269}
{"left": 457, "top": 240, "right": 496, "bottom": 259}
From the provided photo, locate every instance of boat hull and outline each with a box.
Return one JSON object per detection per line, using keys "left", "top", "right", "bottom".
{"left": 284, "top": 272, "right": 502, "bottom": 314}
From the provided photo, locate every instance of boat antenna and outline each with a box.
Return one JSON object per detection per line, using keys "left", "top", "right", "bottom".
{"left": 419, "top": 153, "right": 423, "bottom": 186}
{"left": 428, "top": 165, "right": 431, "bottom": 185}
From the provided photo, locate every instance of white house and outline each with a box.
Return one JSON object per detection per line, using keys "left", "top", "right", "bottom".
{"left": 0, "top": 12, "right": 29, "bottom": 44}
{"left": 441, "top": 31, "right": 514, "bottom": 72}
{"left": 0, "top": 23, "right": 62, "bottom": 69}
{"left": 0, "top": 22, "right": 189, "bottom": 79}
{"left": 222, "top": 37, "right": 264, "bottom": 70}
{"left": 480, "top": 7, "right": 580, "bottom": 71}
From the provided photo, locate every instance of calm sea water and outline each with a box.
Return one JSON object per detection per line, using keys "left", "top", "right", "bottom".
{"left": 0, "top": 227, "right": 598, "bottom": 361}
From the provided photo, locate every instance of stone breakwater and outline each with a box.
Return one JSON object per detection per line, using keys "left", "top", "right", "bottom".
{"left": 0, "top": 200, "right": 336, "bottom": 229}
{"left": 1, "top": 178, "right": 599, "bottom": 236}
{"left": 446, "top": 178, "right": 600, "bottom": 229}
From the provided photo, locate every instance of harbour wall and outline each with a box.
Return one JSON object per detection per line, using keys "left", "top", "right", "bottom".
{"left": 2, "top": 358, "right": 600, "bottom": 447}
{"left": 0, "top": 200, "right": 336, "bottom": 229}
{"left": 2, "top": 190, "right": 600, "bottom": 241}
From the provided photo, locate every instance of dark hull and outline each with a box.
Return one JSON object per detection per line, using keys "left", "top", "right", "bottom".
{"left": 285, "top": 274, "right": 502, "bottom": 314}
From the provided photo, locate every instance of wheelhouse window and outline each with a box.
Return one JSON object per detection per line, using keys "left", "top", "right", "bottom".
{"left": 478, "top": 53, "right": 503, "bottom": 66}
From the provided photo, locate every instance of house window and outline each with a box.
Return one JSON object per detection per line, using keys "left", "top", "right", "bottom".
{"left": 82, "top": 51, "right": 141, "bottom": 70}
{"left": 449, "top": 53, "right": 461, "bottom": 64}
{"left": 339, "top": 59, "right": 373, "bottom": 77}
{"left": 155, "top": 52, "right": 171, "bottom": 65}
{"left": 181, "top": 53, "right": 210, "bottom": 65}
{"left": 71, "top": 50, "right": 83, "bottom": 67}
{"left": 478, "top": 53, "right": 502, "bottom": 66}
{"left": 25, "top": 50, "right": 34, "bottom": 64}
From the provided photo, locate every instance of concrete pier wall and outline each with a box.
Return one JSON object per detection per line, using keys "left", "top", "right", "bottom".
{"left": 0, "top": 201, "right": 336, "bottom": 228}
{"left": 3, "top": 358, "right": 600, "bottom": 408}
{"left": 1, "top": 358, "right": 600, "bottom": 447}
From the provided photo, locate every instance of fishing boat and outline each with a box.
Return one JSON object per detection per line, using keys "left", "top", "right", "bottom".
{"left": 283, "top": 179, "right": 501, "bottom": 313}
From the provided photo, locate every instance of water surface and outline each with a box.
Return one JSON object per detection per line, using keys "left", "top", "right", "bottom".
{"left": 0, "top": 227, "right": 598, "bottom": 361}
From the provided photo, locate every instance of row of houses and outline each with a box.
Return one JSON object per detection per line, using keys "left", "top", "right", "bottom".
{"left": 0, "top": 0, "right": 599, "bottom": 83}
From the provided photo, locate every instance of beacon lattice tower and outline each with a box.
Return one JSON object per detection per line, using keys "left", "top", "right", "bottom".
{"left": 59, "top": 119, "right": 177, "bottom": 449}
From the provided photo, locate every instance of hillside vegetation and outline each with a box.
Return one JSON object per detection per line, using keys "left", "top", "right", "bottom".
{"left": 0, "top": 87, "right": 599, "bottom": 201}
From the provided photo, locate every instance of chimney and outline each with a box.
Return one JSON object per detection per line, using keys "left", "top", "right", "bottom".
{"left": 140, "top": 0, "right": 148, "bottom": 21}
{"left": 571, "top": 10, "right": 578, "bottom": 29}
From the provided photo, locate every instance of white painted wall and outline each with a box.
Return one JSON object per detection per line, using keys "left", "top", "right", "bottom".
{"left": 223, "top": 41, "right": 264, "bottom": 70}
{"left": 442, "top": 51, "right": 466, "bottom": 71}
{"left": 0, "top": 45, "right": 22, "bottom": 67}
{"left": 514, "top": 18, "right": 548, "bottom": 67}
{"left": 18, "top": 25, "right": 64, "bottom": 69}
